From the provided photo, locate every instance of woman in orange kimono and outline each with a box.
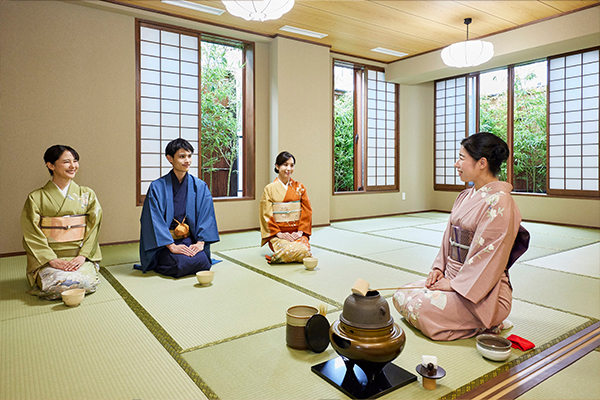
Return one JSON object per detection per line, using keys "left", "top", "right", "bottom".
{"left": 260, "top": 151, "right": 312, "bottom": 263}
{"left": 393, "top": 132, "right": 526, "bottom": 341}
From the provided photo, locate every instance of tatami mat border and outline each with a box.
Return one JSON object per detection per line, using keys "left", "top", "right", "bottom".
{"left": 99, "top": 267, "right": 220, "bottom": 400}
{"left": 214, "top": 251, "right": 344, "bottom": 309}
{"left": 439, "top": 318, "right": 598, "bottom": 400}
{"left": 311, "top": 243, "right": 431, "bottom": 277}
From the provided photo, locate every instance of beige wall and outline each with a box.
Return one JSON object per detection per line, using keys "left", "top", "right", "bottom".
{"left": 268, "top": 37, "right": 332, "bottom": 226}
{"left": 1, "top": 1, "right": 598, "bottom": 255}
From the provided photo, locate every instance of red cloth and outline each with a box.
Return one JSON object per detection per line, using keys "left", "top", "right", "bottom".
{"left": 507, "top": 334, "right": 535, "bottom": 351}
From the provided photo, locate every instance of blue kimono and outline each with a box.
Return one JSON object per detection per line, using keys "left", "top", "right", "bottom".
{"left": 136, "top": 171, "right": 219, "bottom": 278}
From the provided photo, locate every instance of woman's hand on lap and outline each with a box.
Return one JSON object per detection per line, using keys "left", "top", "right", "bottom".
{"left": 429, "top": 277, "right": 453, "bottom": 291}
{"left": 425, "top": 269, "right": 444, "bottom": 288}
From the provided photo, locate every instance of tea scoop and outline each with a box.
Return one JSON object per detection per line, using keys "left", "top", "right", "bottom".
{"left": 351, "top": 278, "right": 423, "bottom": 297}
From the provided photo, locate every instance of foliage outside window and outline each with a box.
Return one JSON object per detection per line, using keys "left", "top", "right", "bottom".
{"left": 136, "top": 21, "right": 254, "bottom": 205}
{"left": 478, "top": 63, "right": 548, "bottom": 193}
{"left": 333, "top": 61, "right": 399, "bottom": 193}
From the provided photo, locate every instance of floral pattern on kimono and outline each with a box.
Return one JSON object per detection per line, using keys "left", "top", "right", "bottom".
{"left": 393, "top": 181, "right": 521, "bottom": 341}
{"left": 259, "top": 178, "right": 312, "bottom": 263}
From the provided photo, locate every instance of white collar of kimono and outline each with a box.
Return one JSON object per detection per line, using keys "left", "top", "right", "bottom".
{"left": 52, "top": 181, "right": 70, "bottom": 198}
{"left": 276, "top": 177, "right": 290, "bottom": 189}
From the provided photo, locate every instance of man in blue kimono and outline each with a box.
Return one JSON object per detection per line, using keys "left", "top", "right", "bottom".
{"left": 136, "top": 138, "right": 219, "bottom": 278}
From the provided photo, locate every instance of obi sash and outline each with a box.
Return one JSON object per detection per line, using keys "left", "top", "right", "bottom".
{"left": 449, "top": 225, "right": 474, "bottom": 263}
{"left": 40, "top": 214, "right": 86, "bottom": 243}
{"left": 272, "top": 200, "right": 301, "bottom": 223}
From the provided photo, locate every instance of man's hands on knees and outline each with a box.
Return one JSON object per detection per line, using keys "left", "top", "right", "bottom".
{"left": 49, "top": 255, "right": 86, "bottom": 271}
{"left": 168, "top": 241, "right": 205, "bottom": 257}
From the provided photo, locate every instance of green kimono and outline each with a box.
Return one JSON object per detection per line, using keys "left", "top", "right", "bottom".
{"left": 21, "top": 180, "right": 103, "bottom": 299}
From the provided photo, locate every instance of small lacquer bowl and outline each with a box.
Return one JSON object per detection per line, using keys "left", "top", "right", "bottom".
{"left": 476, "top": 334, "right": 512, "bottom": 361}
{"left": 61, "top": 289, "right": 85, "bottom": 307}
{"left": 196, "top": 270, "right": 214, "bottom": 286}
{"left": 303, "top": 257, "right": 318, "bottom": 270}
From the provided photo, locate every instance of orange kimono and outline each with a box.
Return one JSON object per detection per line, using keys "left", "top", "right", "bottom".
{"left": 393, "top": 181, "right": 522, "bottom": 341}
{"left": 259, "top": 178, "right": 312, "bottom": 263}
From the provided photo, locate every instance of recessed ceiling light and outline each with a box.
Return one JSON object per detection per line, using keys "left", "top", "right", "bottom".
{"left": 371, "top": 47, "right": 408, "bottom": 58}
{"left": 161, "top": 0, "right": 225, "bottom": 16}
{"left": 279, "top": 25, "right": 328, "bottom": 39}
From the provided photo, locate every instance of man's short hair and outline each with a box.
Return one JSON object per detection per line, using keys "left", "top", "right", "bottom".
{"left": 165, "top": 138, "right": 194, "bottom": 158}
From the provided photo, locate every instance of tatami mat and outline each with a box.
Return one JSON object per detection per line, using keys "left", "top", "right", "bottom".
{"left": 367, "top": 244, "right": 443, "bottom": 276}
{"left": 331, "top": 215, "right": 444, "bottom": 233}
{"left": 2, "top": 212, "right": 599, "bottom": 400}
{"left": 370, "top": 226, "right": 445, "bottom": 247}
{"left": 522, "top": 243, "right": 600, "bottom": 278}
{"left": 311, "top": 226, "right": 414, "bottom": 256}
{"left": 100, "top": 242, "right": 139, "bottom": 266}
{"left": 218, "top": 245, "right": 424, "bottom": 306}
{"left": 183, "top": 297, "right": 589, "bottom": 400}
{"left": 522, "top": 221, "right": 600, "bottom": 241}
{"left": 526, "top": 231, "right": 597, "bottom": 251}
{"left": 1, "top": 299, "right": 207, "bottom": 400}
{"left": 105, "top": 260, "right": 324, "bottom": 350}
{"left": 211, "top": 230, "right": 261, "bottom": 252}
{"left": 511, "top": 262, "right": 600, "bottom": 319}
{"left": 0, "top": 255, "right": 122, "bottom": 321}
{"left": 518, "top": 350, "right": 600, "bottom": 400}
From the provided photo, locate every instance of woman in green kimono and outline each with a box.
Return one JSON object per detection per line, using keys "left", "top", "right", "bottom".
{"left": 21, "top": 145, "right": 103, "bottom": 299}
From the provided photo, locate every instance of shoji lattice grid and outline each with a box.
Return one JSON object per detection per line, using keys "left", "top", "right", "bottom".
{"left": 435, "top": 77, "right": 467, "bottom": 186}
{"left": 366, "top": 70, "right": 396, "bottom": 188}
{"left": 548, "top": 49, "right": 600, "bottom": 193}
{"left": 139, "top": 26, "right": 200, "bottom": 196}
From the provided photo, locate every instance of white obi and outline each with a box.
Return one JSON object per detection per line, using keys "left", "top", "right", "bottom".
{"left": 272, "top": 201, "right": 301, "bottom": 223}
{"left": 40, "top": 214, "right": 87, "bottom": 243}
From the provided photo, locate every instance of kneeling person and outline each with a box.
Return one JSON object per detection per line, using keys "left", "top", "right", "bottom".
{"left": 137, "top": 139, "right": 219, "bottom": 278}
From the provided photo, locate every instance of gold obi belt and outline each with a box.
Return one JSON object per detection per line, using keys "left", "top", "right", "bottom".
{"left": 449, "top": 225, "right": 474, "bottom": 263}
{"left": 272, "top": 200, "right": 301, "bottom": 223}
{"left": 40, "top": 214, "right": 86, "bottom": 243}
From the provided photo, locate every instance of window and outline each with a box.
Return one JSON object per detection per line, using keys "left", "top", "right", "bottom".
{"left": 333, "top": 61, "right": 398, "bottom": 193}
{"left": 434, "top": 47, "right": 599, "bottom": 198}
{"left": 136, "top": 20, "right": 254, "bottom": 205}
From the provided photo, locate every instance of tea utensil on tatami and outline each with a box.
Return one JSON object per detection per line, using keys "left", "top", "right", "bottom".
{"left": 351, "top": 278, "right": 423, "bottom": 296}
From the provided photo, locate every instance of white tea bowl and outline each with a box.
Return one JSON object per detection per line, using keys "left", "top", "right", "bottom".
{"left": 61, "top": 289, "right": 85, "bottom": 307}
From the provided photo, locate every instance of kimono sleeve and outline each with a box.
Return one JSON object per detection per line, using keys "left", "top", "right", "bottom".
{"left": 259, "top": 187, "right": 277, "bottom": 242}
{"left": 78, "top": 188, "right": 102, "bottom": 260}
{"left": 141, "top": 183, "right": 174, "bottom": 252}
{"left": 450, "top": 192, "right": 519, "bottom": 304}
{"left": 298, "top": 183, "right": 312, "bottom": 236}
{"left": 193, "top": 179, "right": 219, "bottom": 244}
{"left": 21, "top": 193, "right": 57, "bottom": 266}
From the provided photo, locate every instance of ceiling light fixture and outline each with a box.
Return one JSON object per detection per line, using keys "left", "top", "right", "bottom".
{"left": 279, "top": 25, "right": 327, "bottom": 39}
{"left": 161, "top": 0, "right": 225, "bottom": 15}
{"left": 441, "top": 18, "right": 494, "bottom": 68}
{"left": 221, "top": 0, "right": 294, "bottom": 21}
{"left": 371, "top": 47, "right": 408, "bottom": 58}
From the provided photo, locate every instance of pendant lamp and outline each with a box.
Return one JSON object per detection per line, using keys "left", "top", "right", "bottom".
{"left": 441, "top": 18, "right": 494, "bottom": 68}
{"left": 221, "top": 0, "right": 294, "bottom": 21}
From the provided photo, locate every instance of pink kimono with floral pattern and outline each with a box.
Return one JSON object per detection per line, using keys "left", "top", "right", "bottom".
{"left": 393, "top": 181, "right": 521, "bottom": 341}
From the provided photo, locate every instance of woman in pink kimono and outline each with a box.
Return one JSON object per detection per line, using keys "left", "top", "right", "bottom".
{"left": 260, "top": 151, "right": 312, "bottom": 263}
{"left": 393, "top": 132, "right": 523, "bottom": 341}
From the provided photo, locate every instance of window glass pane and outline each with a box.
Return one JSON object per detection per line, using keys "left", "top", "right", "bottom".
{"left": 200, "top": 41, "right": 244, "bottom": 197}
{"left": 480, "top": 68, "right": 508, "bottom": 181}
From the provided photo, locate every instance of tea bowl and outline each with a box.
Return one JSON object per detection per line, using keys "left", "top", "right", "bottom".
{"left": 476, "top": 334, "right": 512, "bottom": 361}
{"left": 303, "top": 257, "right": 318, "bottom": 270}
{"left": 196, "top": 270, "right": 214, "bottom": 286}
{"left": 61, "top": 288, "right": 85, "bottom": 307}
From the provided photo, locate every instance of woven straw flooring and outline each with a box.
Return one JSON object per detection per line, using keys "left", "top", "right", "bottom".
{"left": 1, "top": 212, "right": 599, "bottom": 400}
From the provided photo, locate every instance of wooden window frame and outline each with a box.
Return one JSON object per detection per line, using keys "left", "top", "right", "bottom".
{"left": 135, "top": 19, "right": 255, "bottom": 206}
{"left": 332, "top": 60, "right": 399, "bottom": 195}
{"left": 435, "top": 47, "right": 599, "bottom": 199}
